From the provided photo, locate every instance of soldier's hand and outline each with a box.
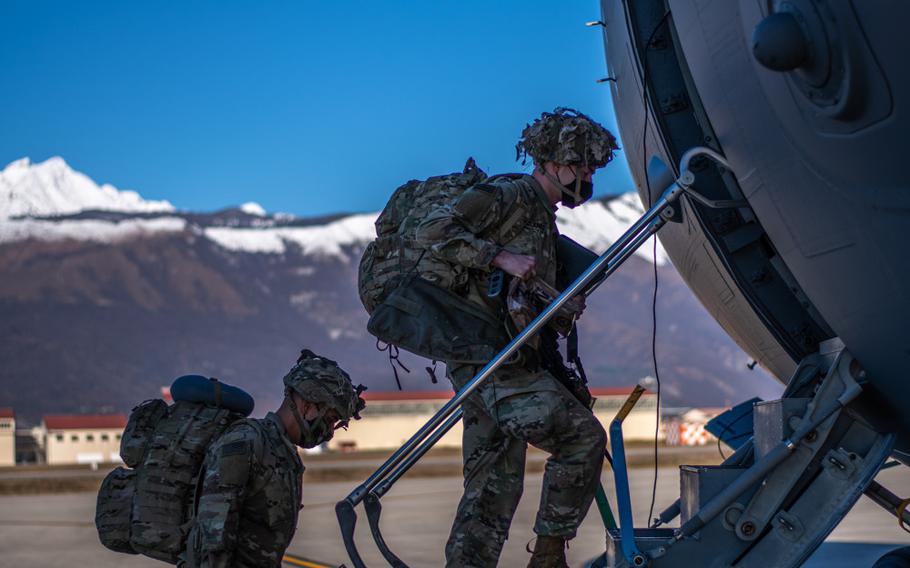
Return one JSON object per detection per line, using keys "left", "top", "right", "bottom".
{"left": 492, "top": 251, "right": 536, "bottom": 280}
{"left": 575, "top": 294, "right": 587, "bottom": 319}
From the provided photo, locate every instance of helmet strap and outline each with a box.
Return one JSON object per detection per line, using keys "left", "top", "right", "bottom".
{"left": 285, "top": 388, "right": 332, "bottom": 448}
{"left": 285, "top": 388, "right": 309, "bottom": 439}
{"left": 543, "top": 166, "right": 583, "bottom": 204}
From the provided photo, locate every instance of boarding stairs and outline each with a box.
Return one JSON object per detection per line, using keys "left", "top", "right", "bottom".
{"left": 600, "top": 338, "right": 899, "bottom": 567}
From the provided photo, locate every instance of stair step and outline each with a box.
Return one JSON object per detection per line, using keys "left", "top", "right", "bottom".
{"left": 753, "top": 398, "right": 810, "bottom": 459}
{"left": 605, "top": 528, "right": 675, "bottom": 567}
{"left": 679, "top": 465, "right": 748, "bottom": 525}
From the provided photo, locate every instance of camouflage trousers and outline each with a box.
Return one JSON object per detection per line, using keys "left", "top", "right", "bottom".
{"left": 444, "top": 364, "right": 606, "bottom": 568}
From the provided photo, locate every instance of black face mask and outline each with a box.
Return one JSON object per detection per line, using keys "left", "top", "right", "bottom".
{"left": 552, "top": 168, "right": 594, "bottom": 208}
{"left": 560, "top": 177, "right": 594, "bottom": 208}
{"left": 285, "top": 390, "right": 336, "bottom": 448}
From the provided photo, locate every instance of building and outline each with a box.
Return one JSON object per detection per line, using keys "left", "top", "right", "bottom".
{"left": 41, "top": 414, "right": 127, "bottom": 465}
{"left": 329, "top": 391, "right": 464, "bottom": 452}
{"left": 328, "top": 387, "right": 659, "bottom": 452}
{"left": 663, "top": 407, "right": 725, "bottom": 446}
{"left": 591, "top": 387, "right": 660, "bottom": 442}
{"left": 15, "top": 428, "right": 42, "bottom": 464}
{"left": 0, "top": 409, "right": 14, "bottom": 467}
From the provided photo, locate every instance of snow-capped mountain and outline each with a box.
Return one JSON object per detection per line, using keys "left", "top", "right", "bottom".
{"left": 239, "top": 202, "right": 267, "bottom": 216}
{"left": 0, "top": 157, "right": 667, "bottom": 264}
{"left": 0, "top": 157, "right": 174, "bottom": 218}
{"left": 0, "top": 157, "right": 778, "bottom": 424}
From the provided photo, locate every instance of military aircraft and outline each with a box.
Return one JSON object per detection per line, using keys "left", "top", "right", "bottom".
{"left": 336, "top": 1, "right": 909, "bottom": 566}
{"left": 590, "top": 0, "right": 909, "bottom": 566}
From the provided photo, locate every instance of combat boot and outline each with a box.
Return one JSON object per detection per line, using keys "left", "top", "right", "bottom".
{"left": 527, "top": 535, "right": 569, "bottom": 568}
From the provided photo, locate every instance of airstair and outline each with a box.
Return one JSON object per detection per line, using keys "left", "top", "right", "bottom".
{"left": 601, "top": 338, "right": 897, "bottom": 567}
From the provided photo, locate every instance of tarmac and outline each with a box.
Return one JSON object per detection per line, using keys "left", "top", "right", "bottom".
{"left": 0, "top": 464, "right": 906, "bottom": 567}
{"left": 0, "top": 446, "right": 723, "bottom": 494}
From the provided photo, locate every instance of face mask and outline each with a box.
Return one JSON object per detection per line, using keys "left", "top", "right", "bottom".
{"left": 286, "top": 391, "right": 336, "bottom": 448}
{"left": 297, "top": 416, "right": 334, "bottom": 448}
{"left": 560, "top": 178, "right": 594, "bottom": 208}
{"left": 545, "top": 167, "right": 594, "bottom": 208}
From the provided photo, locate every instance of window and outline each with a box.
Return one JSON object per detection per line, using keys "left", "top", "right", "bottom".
{"left": 115, "top": 434, "right": 122, "bottom": 440}
{"left": 0, "top": 422, "right": 10, "bottom": 429}
{"left": 86, "top": 434, "right": 95, "bottom": 442}
{"left": 101, "top": 434, "right": 109, "bottom": 442}
{"left": 71, "top": 434, "right": 79, "bottom": 442}
{"left": 56, "top": 434, "right": 64, "bottom": 442}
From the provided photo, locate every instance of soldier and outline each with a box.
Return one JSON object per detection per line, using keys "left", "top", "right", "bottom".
{"left": 182, "top": 350, "right": 365, "bottom": 568}
{"left": 416, "top": 108, "right": 619, "bottom": 568}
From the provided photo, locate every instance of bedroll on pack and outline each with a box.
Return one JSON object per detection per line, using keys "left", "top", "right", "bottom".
{"left": 95, "top": 376, "right": 253, "bottom": 564}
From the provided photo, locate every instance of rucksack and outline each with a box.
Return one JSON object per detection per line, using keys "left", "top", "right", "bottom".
{"left": 357, "top": 157, "right": 488, "bottom": 314}
{"left": 357, "top": 158, "right": 535, "bottom": 366}
{"left": 95, "top": 376, "right": 253, "bottom": 564}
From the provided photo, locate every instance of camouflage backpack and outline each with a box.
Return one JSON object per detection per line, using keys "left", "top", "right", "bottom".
{"left": 95, "top": 377, "right": 252, "bottom": 564}
{"left": 358, "top": 158, "right": 535, "bottom": 365}
{"left": 358, "top": 157, "right": 488, "bottom": 314}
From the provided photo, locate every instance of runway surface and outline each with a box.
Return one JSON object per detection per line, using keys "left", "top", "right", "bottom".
{"left": 0, "top": 466, "right": 906, "bottom": 567}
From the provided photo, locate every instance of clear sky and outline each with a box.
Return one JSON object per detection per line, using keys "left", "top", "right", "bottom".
{"left": 1, "top": 1, "right": 635, "bottom": 217}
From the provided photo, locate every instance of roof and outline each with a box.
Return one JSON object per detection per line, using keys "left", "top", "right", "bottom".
{"left": 0, "top": 408, "right": 14, "bottom": 419}
{"left": 363, "top": 391, "right": 454, "bottom": 401}
{"left": 43, "top": 414, "right": 128, "bottom": 430}
{"left": 362, "top": 386, "right": 648, "bottom": 402}
{"left": 591, "top": 387, "right": 643, "bottom": 397}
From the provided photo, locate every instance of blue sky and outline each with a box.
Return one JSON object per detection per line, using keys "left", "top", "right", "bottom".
{"left": 1, "top": 1, "right": 634, "bottom": 217}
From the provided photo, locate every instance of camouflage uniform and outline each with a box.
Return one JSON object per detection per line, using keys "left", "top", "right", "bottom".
{"left": 416, "top": 173, "right": 608, "bottom": 568}
{"left": 183, "top": 412, "right": 303, "bottom": 568}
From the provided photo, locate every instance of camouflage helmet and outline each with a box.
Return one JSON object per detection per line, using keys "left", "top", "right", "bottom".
{"left": 515, "top": 107, "right": 619, "bottom": 169}
{"left": 282, "top": 349, "right": 366, "bottom": 422}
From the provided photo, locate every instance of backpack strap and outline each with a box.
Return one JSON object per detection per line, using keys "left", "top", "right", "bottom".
{"left": 566, "top": 324, "right": 588, "bottom": 385}
{"left": 480, "top": 174, "right": 536, "bottom": 245}
{"left": 497, "top": 206, "right": 529, "bottom": 243}
{"left": 209, "top": 378, "right": 223, "bottom": 408}
{"left": 240, "top": 419, "right": 276, "bottom": 494}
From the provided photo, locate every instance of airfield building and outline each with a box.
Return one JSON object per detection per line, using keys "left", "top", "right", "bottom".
{"left": 0, "top": 409, "right": 14, "bottom": 467}
{"left": 40, "top": 414, "right": 127, "bottom": 466}
{"left": 328, "top": 387, "right": 659, "bottom": 452}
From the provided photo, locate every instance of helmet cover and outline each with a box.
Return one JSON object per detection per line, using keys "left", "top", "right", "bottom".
{"left": 282, "top": 349, "right": 366, "bottom": 423}
{"left": 516, "top": 107, "right": 619, "bottom": 169}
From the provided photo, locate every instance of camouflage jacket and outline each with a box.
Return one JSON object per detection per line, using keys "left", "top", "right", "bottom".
{"left": 416, "top": 173, "right": 559, "bottom": 334}
{"left": 183, "top": 413, "right": 303, "bottom": 568}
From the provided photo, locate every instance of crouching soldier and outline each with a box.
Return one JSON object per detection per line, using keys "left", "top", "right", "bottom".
{"left": 182, "top": 350, "right": 366, "bottom": 568}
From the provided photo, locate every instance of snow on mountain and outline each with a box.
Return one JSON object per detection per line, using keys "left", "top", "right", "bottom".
{"left": 556, "top": 193, "right": 668, "bottom": 265}
{"left": 0, "top": 217, "right": 187, "bottom": 244}
{"left": 202, "top": 195, "right": 667, "bottom": 264}
{"left": 239, "top": 202, "right": 267, "bottom": 216}
{"left": 0, "top": 157, "right": 174, "bottom": 218}
{"left": 204, "top": 213, "right": 377, "bottom": 260}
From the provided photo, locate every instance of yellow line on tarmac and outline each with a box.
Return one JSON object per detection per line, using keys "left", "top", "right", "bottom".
{"left": 282, "top": 553, "right": 335, "bottom": 568}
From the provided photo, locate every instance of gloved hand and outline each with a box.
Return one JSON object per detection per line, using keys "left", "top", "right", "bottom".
{"left": 506, "top": 277, "right": 586, "bottom": 340}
